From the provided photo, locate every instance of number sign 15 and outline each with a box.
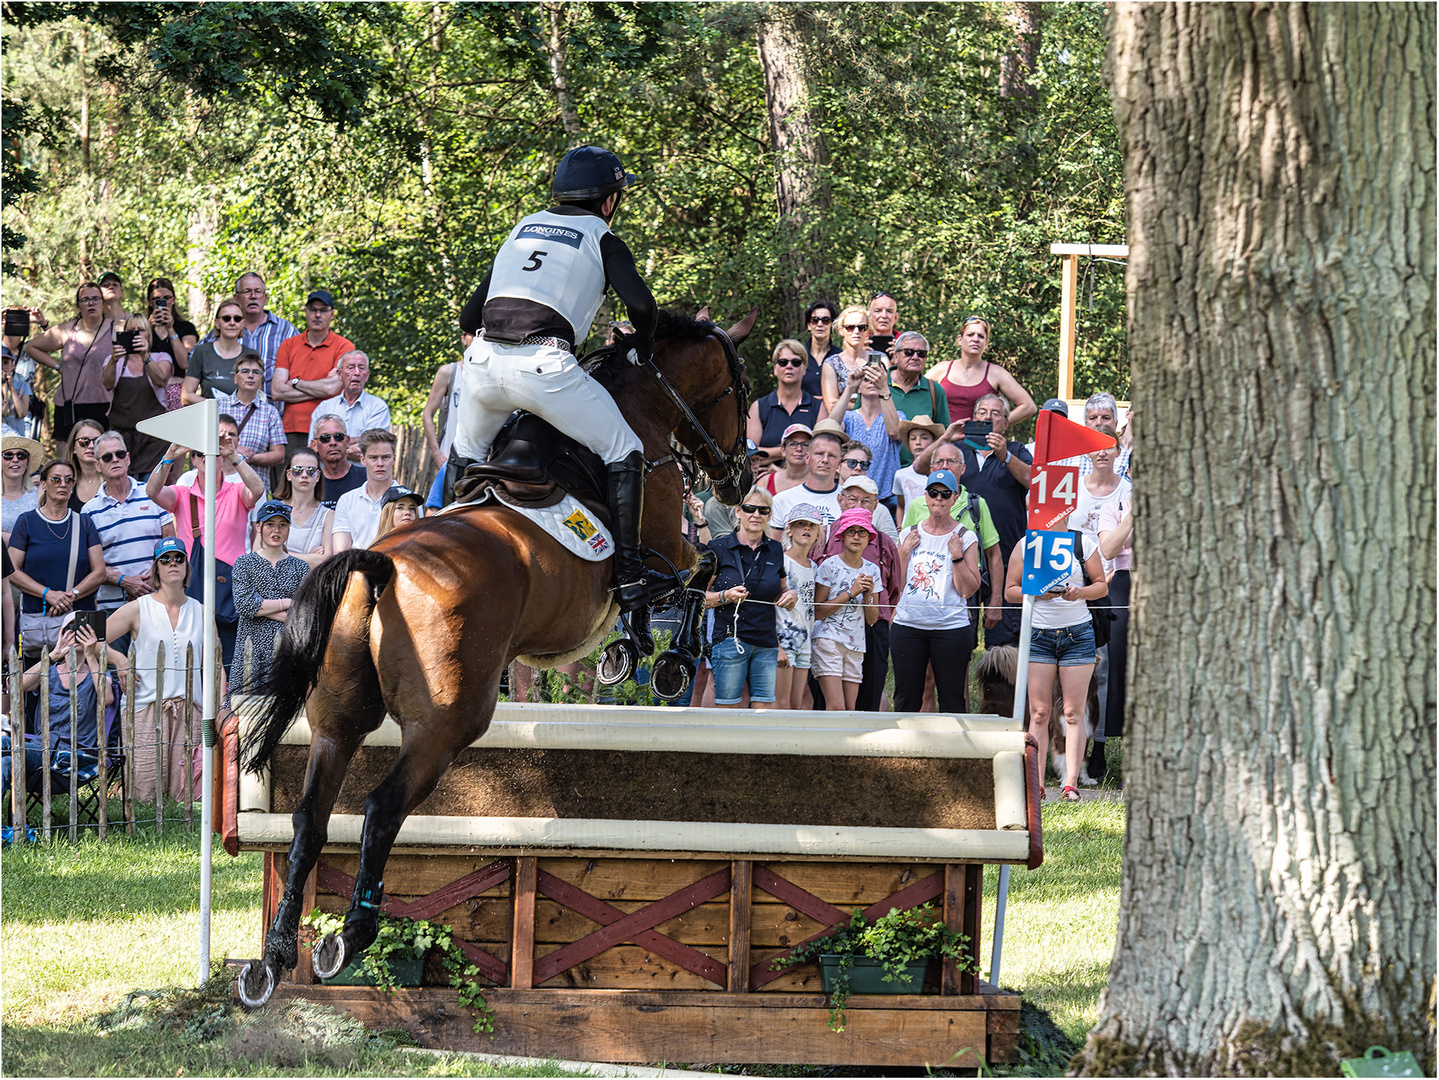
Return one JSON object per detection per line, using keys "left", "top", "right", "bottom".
{"left": 1022, "top": 529, "right": 1076, "bottom": 597}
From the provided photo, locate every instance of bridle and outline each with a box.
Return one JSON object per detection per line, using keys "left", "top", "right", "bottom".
{"left": 583, "top": 324, "right": 750, "bottom": 492}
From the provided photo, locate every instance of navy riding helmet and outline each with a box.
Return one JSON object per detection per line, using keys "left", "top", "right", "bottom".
{"left": 552, "top": 145, "right": 638, "bottom": 203}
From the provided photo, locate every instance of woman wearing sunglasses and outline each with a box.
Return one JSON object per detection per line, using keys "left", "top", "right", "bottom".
{"left": 747, "top": 339, "right": 822, "bottom": 462}
{"left": 268, "top": 448, "right": 333, "bottom": 567}
{"left": 700, "top": 487, "right": 797, "bottom": 709}
{"left": 64, "top": 418, "right": 107, "bottom": 511}
{"left": 182, "top": 296, "right": 246, "bottom": 404}
{"left": 891, "top": 469, "right": 982, "bottom": 714}
{"left": 926, "top": 316, "right": 1036, "bottom": 427}
{"left": 802, "top": 299, "right": 839, "bottom": 397}
{"left": 1, "top": 434, "right": 40, "bottom": 541}
{"left": 104, "top": 536, "right": 212, "bottom": 805}
{"left": 819, "top": 305, "right": 886, "bottom": 415}
{"left": 144, "top": 276, "right": 199, "bottom": 412}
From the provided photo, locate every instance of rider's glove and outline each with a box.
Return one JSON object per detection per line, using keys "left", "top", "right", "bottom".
{"left": 625, "top": 347, "right": 645, "bottom": 366}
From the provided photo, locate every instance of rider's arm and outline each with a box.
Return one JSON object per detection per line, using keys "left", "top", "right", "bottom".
{"left": 601, "top": 234, "right": 657, "bottom": 347}
{"left": 458, "top": 269, "right": 493, "bottom": 335}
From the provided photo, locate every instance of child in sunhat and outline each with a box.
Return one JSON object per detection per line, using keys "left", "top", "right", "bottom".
{"left": 775, "top": 503, "right": 823, "bottom": 710}
{"left": 811, "top": 506, "right": 881, "bottom": 710}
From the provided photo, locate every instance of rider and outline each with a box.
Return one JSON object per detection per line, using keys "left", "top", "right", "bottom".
{"left": 451, "top": 144, "right": 659, "bottom": 654}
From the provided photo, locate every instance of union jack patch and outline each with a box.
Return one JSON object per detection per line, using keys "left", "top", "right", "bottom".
{"left": 587, "top": 533, "right": 610, "bottom": 554}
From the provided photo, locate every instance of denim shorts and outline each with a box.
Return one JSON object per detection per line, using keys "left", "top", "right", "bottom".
{"left": 710, "top": 637, "right": 778, "bottom": 705}
{"left": 1029, "top": 621, "right": 1097, "bottom": 667}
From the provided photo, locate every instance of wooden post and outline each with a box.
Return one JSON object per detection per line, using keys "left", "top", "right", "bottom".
{"left": 123, "top": 644, "right": 137, "bottom": 835}
{"left": 154, "top": 640, "right": 165, "bottom": 836}
{"left": 961, "top": 863, "right": 983, "bottom": 995}
{"left": 95, "top": 631, "right": 107, "bottom": 838}
{"left": 1058, "top": 253, "right": 1079, "bottom": 401}
{"left": 183, "top": 642, "right": 193, "bottom": 828}
{"left": 39, "top": 649, "right": 50, "bottom": 841}
{"left": 727, "top": 860, "right": 752, "bottom": 993}
{"left": 942, "top": 864, "right": 963, "bottom": 995}
{"left": 67, "top": 641, "right": 78, "bottom": 842}
{"left": 8, "top": 649, "right": 25, "bottom": 842}
{"left": 511, "top": 856, "right": 538, "bottom": 989}
{"left": 294, "top": 865, "right": 318, "bottom": 984}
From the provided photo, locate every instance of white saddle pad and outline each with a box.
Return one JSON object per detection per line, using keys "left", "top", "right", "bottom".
{"left": 446, "top": 488, "right": 613, "bottom": 562}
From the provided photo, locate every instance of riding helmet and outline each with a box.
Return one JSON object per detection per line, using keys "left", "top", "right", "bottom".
{"left": 551, "top": 145, "right": 638, "bottom": 202}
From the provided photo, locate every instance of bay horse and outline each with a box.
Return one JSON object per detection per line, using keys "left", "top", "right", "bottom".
{"left": 235, "top": 309, "right": 753, "bottom": 1007}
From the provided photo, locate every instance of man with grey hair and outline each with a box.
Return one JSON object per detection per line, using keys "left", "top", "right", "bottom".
{"left": 310, "top": 413, "right": 367, "bottom": 505}
{"left": 887, "top": 330, "right": 950, "bottom": 464}
{"left": 1055, "top": 392, "right": 1130, "bottom": 478}
{"left": 222, "top": 271, "right": 299, "bottom": 397}
{"left": 309, "top": 349, "right": 392, "bottom": 462}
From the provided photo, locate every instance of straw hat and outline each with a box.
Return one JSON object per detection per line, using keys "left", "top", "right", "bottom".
{"left": 1, "top": 434, "right": 43, "bottom": 471}
{"left": 897, "top": 415, "right": 946, "bottom": 443}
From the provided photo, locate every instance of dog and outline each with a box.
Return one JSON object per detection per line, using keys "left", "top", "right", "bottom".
{"left": 971, "top": 644, "right": 1099, "bottom": 787}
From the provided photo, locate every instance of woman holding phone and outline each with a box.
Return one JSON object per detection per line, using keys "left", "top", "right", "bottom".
{"left": 104, "top": 314, "right": 172, "bottom": 477}
{"left": 22, "top": 282, "right": 116, "bottom": 441}
{"left": 820, "top": 305, "right": 886, "bottom": 415}
{"left": 145, "top": 277, "right": 199, "bottom": 411}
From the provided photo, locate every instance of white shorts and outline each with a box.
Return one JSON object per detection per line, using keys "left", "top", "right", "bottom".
{"left": 452, "top": 336, "right": 642, "bottom": 466}
{"left": 811, "top": 637, "right": 863, "bottom": 682}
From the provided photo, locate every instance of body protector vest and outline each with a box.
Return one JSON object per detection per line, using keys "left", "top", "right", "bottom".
{"left": 486, "top": 210, "right": 611, "bottom": 345}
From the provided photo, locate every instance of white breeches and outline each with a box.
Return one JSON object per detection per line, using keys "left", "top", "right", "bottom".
{"left": 452, "top": 337, "right": 642, "bottom": 466}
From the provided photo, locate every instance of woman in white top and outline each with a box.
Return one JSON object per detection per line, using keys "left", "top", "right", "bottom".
{"left": 271, "top": 448, "right": 333, "bottom": 567}
{"left": 890, "top": 469, "right": 981, "bottom": 713}
{"left": 1004, "top": 530, "right": 1107, "bottom": 802}
{"left": 1071, "top": 429, "right": 1131, "bottom": 569}
{"left": 105, "top": 536, "right": 213, "bottom": 805}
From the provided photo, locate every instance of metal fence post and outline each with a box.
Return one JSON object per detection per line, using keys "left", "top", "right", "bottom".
{"left": 96, "top": 631, "right": 108, "bottom": 839}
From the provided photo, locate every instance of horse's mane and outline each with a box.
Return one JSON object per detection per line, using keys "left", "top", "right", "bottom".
{"left": 590, "top": 308, "right": 714, "bottom": 390}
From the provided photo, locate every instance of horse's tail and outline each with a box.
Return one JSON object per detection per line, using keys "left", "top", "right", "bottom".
{"left": 239, "top": 549, "right": 396, "bottom": 775}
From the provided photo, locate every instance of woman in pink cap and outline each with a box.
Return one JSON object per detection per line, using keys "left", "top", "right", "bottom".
{"left": 811, "top": 506, "right": 881, "bottom": 710}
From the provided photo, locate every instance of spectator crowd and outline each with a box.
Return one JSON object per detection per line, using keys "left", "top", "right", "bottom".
{"left": 1, "top": 276, "right": 1132, "bottom": 809}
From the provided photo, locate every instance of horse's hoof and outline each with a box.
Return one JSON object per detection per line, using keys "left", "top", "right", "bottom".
{"left": 651, "top": 651, "right": 695, "bottom": 702}
{"left": 596, "top": 639, "right": 637, "bottom": 686}
{"left": 236, "top": 960, "right": 277, "bottom": 1009}
{"left": 311, "top": 933, "right": 348, "bottom": 980}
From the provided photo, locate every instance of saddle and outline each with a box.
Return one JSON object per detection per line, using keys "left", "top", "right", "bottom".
{"left": 454, "top": 412, "right": 612, "bottom": 527}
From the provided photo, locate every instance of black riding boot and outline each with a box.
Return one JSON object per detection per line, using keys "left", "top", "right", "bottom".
{"left": 607, "top": 451, "right": 653, "bottom": 656}
{"left": 442, "top": 453, "right": 478, "bottom": 506}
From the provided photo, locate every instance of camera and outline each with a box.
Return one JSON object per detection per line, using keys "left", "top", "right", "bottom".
{"left": 3, "top": 309, "right": 30, "bottom": 337}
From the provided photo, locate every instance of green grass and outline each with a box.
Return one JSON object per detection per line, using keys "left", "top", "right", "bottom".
{"left": 2, "top": 798, "right": 1124, "bottom": 1077}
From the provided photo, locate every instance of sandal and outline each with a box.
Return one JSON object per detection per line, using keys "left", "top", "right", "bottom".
{"left": 1061, "top": 785, "right": 1081, "bottom": 802}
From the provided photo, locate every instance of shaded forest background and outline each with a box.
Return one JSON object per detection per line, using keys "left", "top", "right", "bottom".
{"left": 1, "top": 1, "right": 1128, "bottom": 424}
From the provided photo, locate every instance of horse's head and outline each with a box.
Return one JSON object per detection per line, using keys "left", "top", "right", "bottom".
{"left": 649, "top": 308, "right": 756, "bottom": 506}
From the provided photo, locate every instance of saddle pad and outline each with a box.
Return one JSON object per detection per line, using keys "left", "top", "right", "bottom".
{"left": 447, "top": 488, "right": 614, "bottom": 562}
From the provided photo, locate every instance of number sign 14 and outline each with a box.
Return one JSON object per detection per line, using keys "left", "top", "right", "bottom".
{"left": 1027, "top": 464, "right": 1080, "bottom": 531}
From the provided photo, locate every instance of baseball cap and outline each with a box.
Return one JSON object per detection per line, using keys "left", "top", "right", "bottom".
{"left": 154, "top": 537, "right": 187, "bottom": 559}
{"left": 927, "top": 469, "right": 959, "bottom": 493}
{"left": 834, "top": 506, "right": 878, "bottom": 540}
{"left": 841, "top": 475, "right": 879, "bottom": 495}
{"left": 745, "top": 439, "right": 763, "bottom": 460}
{"left": 381, "top": 485, "right": 421, "bottom": 509}
{"left": 784, "top": 503, "right": 824, "bottom": 527}
{"left": 98, "top": 270, "right": 122, "bottom": 286}
{"left": 306, "top": 289, "right": 336, "bottom": 309}
{"left": 1041, "top": 398, "right": 1070, "bottom": 418}
{"left": 255, "top": 499, "right": 293, "bottom": 524}
{"left": 780, "top": 423, "right": 813, "bottom": 444}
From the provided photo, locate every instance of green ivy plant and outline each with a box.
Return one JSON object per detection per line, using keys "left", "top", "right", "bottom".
{"left": 301, "top": 909, "right": 497, "bottom": 1035}
{"left": 771, "top": 904, "right": 975, "bottom": 1032}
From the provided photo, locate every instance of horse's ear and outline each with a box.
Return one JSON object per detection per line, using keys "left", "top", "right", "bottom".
{"left": 695, "top": 306, "right": 711, "bottom": 322}
{"left": 725, "top": 308, "right": 759, "bottom": 344}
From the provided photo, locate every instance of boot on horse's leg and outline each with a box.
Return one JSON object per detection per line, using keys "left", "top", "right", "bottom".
{"left": 650, "top": 552, "right": 717, "bottom": 702}
{"left": 597, "top": 451, "right": 652, "bottom": 686}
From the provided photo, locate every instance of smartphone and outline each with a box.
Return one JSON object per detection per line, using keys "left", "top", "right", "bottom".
{"left": 154, "top": 296, "right": 169, "bottom": 311}
{"left": 865, "top": 351, "right": 888, "bottom": 370}
{"left": 71, "top": 610, "right": 108, "bottom": 640}
{"left": 3, "top": 309, "right": 30, "bottom": 337}
{"left": 868, "top": 334, "right": 893, "bottom": 353}
{"left": 963, "top": 420, "right": 992, "bottom": 449}
{"left": 118, "top": 330, "right": 140, "bottom": 353}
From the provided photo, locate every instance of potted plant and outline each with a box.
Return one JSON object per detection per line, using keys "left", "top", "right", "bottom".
{"left": 771, "top": 903, "right": 976, "bottom": 1032}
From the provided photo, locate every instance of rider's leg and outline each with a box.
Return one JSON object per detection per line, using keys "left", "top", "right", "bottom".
{"left": 448, "top": 341, "right": 519, "bottom": 503}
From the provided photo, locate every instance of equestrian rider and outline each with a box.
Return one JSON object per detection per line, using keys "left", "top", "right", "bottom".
{"left": 451, "top": 144, "right": 659, "bottom": 654}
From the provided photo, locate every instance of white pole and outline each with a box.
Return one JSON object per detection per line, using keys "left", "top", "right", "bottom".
{"left": 993, "top": 594, "right": 1034, "bottom": 992}
{"left": 990, "top": 863, "right": 1010, "bottom": 986}
{"left": 198, "top": 443, "right": 217, "bottom": 985}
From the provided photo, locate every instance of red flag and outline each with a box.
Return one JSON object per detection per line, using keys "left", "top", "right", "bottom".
{"left": 1033, "top": 409, "right": 1118, "bottom": 466}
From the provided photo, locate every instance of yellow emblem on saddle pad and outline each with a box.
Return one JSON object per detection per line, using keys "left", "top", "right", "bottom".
{"left": 562, "top": 508, "right": 598, "bottom": 541}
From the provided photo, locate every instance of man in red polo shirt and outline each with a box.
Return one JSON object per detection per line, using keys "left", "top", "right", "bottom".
{"left": 271, "top": 289, "right": 354, "bottom": 457}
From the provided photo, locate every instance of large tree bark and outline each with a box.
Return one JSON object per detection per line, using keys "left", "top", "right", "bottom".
{"left": 1078, "top": 4, "right": 1436, "bottom": 1076}
{"left": 756, "top": 6, "right": 829, "bottom": 337}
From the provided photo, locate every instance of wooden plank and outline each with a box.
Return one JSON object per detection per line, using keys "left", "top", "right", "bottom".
{"left": 533, "top": 942, "right": 728, "bottom": 991}
{"left": 318, "top": 852, "right": 514, "bottom": 897}
{"left": 942, "top": 864, "right": 963, "bottom": 996}
{"left": 265, "top": 985, "right": 997, "bottom": 1066}
{"left": 294, "top": 863, "right": 317, "bottom": 984}
{"left": 261, "top": 852, "right": 281, "bottom": 955}
{"left": 1058, "top": 253, "right": 1079, "bottom": 400}
{"left": 538, "top": 856, "right": 731, "bottom": 901}
{"left": 511, "top": 856, "right": 537, "bottom": 989}
{"left": 1026, "top": 734, "right": 1044, "bottom": 869}
{"left": 763, "top": 861, "right": 941, "bottom": 905}
{"left": 960, "top": 864, "right": 982, "bottom": 996}
{"left": 533, "top": 867, "right": 729, "bottom": 986}
{"left": 728, "top": 860, "right": 751, "bottom": 993}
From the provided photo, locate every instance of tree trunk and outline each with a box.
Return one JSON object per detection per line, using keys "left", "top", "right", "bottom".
{"left": 542, "top": 1, "right": 582, "bottom": 136}
{"left": 756, "top": 6, "right": 829, "bottom": 338}
{"left": 1077, "top": 4, "right": 1436, "bottom": 1075}
{"left": 999, "top": 2, "right": 1043, "bottom": 102}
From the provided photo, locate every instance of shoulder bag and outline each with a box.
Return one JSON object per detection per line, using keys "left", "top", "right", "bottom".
{"left": 18, "top": 511, "right": 81, "bottom": 652}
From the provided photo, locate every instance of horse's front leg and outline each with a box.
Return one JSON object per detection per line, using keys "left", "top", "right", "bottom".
{"left": 238, "top": 732, "right": 360, "bottom": 1007}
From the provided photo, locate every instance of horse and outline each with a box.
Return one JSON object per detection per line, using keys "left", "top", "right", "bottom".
{"left": 234, "top": 309, "right": 753, "bottom": 1007}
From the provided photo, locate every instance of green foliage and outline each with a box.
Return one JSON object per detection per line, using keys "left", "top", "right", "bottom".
{"left": 770, "top": 902, "right": 975, "bottom": 1032}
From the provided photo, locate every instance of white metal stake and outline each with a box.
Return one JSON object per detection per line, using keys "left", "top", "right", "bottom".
{"left": 199, "top": 445, "right": 217, "bottom": 986}
{"left": 993, "top": 594, "right": 1035, "bottom": 991}
{"left": 990, "top": 863, "right": 1010, "bottom": 986}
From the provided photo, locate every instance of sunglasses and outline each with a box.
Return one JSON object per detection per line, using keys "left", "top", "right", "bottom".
{"left": 99, "top": 449, "right": 129, "bottom": 463}
{"left": 898, "top": 347, "right": 928, "bottom": 359}
{"left": 842, "top": 323, "right": 868, "bottom": 332}
{"left": 841, "top": 458, "right": 870, "bottom": 471}
{"left": 73, "top": 437, "right": 96, "bottom": 448}
{"left": 738, "top": 503, "right": 772, "bottom": 515}
{"left": 926, "top": 488, "right": 958, "bottom": 499}
{"left": 315, "top": 433, "right": 347, "bottom": 444}
{"left": 1, "top": 450, "right": 28, "bottom": 461}
{"left": 157, "top": 553, "right": 186, "bottom": 565}
{"left": 216, "top": 314, "right": 244, "bottom": 323}
{"left": 774, "top": 356, "right": 805, "bottom": 368}
{"left": 871, "top": 291, "right": 895, "bottom": 302}
{"left": 46, "top": 474, "right": 75, "bottom": 485}
{"left": 808, "top": 315, "right": 832, "bottom": 325}
{"left": 289, "top": 465, "right": 319, "bottom": 477}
